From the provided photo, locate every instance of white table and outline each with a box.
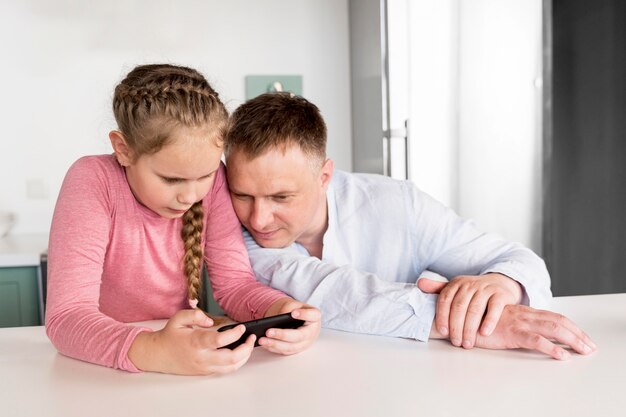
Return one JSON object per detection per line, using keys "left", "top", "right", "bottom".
{"left": 1, "top": 293, "right": 625, "bottom": 417}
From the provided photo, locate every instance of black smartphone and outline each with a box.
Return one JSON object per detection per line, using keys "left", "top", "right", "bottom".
{"left": 217, "top": 313, "right": 305, "bottom": 350}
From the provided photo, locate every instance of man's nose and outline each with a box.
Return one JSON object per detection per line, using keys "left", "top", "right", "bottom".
{"left": 249, "top": 200, "right": 273, "bottom": 231}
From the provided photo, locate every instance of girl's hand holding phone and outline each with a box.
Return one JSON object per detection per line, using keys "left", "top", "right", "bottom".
{"left": 128, "top": 309, "right": 255, "bottom": 376}
{"left": 259, "top": 298, "right": 322, "bottom": 355}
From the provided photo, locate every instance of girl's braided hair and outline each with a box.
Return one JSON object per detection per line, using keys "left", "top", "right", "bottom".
{"left": 112, "top": 64, "right": 228, "bottom": 309}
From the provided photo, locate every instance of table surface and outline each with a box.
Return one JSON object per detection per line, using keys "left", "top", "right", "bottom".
{"left": 1, "top": 293, "right": 625, "bottom": 417}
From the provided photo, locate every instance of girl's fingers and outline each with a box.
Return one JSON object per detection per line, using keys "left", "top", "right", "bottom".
{"left": 169, "top": 308, "right": 214, "bottom": 329}
{"left": 208, "top": 335, "right": 256, "bottom": 373}
{"left": 259, "top": 323, "right": 319, "bottom": 355}
{"left": 265, "top": 326, "right": 312, "bottom": 343}
{"left": 291, "top": 308, "right": 321, "bottom": 323}
{"left": 258, "top": 337, "right": 300, "bottom": 355}
{"left": 198, "top": 324, "right": 246, "bottom": 349}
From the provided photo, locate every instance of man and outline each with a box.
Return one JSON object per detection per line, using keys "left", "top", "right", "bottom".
{"left": 224, "top": 92, "right": 595, "bottom": 360}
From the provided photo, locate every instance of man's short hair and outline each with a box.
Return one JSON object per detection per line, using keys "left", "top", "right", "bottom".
{"left": 224, "top": 92, "right": 327, "bottom": 165}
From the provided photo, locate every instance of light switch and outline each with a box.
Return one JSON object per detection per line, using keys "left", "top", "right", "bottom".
{"left": 245, "top": 75, "right": 302, "bottom": 100}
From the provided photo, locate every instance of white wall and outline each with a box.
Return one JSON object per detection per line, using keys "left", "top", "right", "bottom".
{"left": 0, "top": 0, "right": 351, "bottom": 235}
{"left": 457, "top": 0, "right": 543, "bottom": 252}
{"left": 407, "top": 0, "right": 459, "bottom": 208}
{"left": 405, "top": 0, "right": 543, "bottom": 253}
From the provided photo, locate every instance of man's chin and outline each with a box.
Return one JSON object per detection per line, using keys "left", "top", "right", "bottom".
{"left": 251, "top": 234, "right": 292, "bottom": 249}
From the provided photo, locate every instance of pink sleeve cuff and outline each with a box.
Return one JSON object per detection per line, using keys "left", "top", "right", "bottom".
{"left": 117, "top": 326, "right": 154, "bottom": 373}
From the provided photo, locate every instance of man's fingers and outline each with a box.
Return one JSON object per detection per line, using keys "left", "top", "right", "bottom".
{"left": 434, "top": 284, "right": 459, "bottom": 337}
{"left": 448, "top": 287, "right": 474, "bottom": 346}
{"left": 418, "top": 278, "right": 448, "bottom": 294}
{"left": 517, "top": 330, "right": 571, "bottom": 360}
{"left": 461, "top": 293, "right": 491, "bottom": 348}
{"left": 480, "top": 298, "right": 506, "bottom": 336}
{"left": 509, "top": 307, "right": 595, "bottom": 357}
{"left": 530, "top": 310, "right": 597, "bottom": 352}
{"left": 534, "top": 317, "right": 595, "bottom": 355}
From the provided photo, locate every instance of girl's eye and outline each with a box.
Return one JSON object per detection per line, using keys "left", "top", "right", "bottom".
{"left": 161, "top": 172, "right": 213, "bottom": 184}
{"left": 162, "top": 177, "right": 182, "bottom": 184}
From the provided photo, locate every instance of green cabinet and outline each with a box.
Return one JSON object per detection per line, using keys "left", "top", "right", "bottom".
{"left": 0, "top": 267, "right": 41, "bottom": 327}
{"left": 0, "top": 264, "right": 220, "bottom": 327}
{"left": 203, "top": 268, "right": 224, "bottom": 316}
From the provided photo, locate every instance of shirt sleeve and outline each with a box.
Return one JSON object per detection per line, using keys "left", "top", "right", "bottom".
{"left": 244, "top": 232, "right": 437, "bottom": 342}
{"left": 409, "top": 183, "right": 552, "bottom": 308}
{"left": 45, "top": 158, "right": 150, "bottom": 373}
{"left": 204, "top": 166, "right": 286, "bottom": 322}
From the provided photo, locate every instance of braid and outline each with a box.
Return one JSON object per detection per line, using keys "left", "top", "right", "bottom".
{"left": 181, "top": 201, "right": 204, "bottom": 305}
{"left": 112, "top": 64, "right": 228, "bottom": 158}
{"left": 181, "top": 201, "right": 226, "bottom": 324}
{"left": 112, "top": 64, "right": 228, "bottom": 321}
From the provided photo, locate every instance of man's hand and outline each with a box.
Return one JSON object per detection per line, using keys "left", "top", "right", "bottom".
{"left": 418, "top": 273, "right": 523, "bottom": 349}
{"left": 260, "top": 297, "right": 321, "bottom": 355}
{"left": 474, "top": 304, "right": 596, "bottom": 359}
{"left": 428, "top": 304, "right": 597, "bottom": 360}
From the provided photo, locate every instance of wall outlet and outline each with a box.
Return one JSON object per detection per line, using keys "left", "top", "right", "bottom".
{"left": 245, "top": 75, "right": 303, "bottom": 100}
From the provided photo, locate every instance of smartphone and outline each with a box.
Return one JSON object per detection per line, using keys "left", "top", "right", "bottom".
{"left": 217, "top": 313, "right": 305, "bottom": 349}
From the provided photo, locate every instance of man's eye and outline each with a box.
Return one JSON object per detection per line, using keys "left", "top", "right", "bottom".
{"left": 274, "top": 195, "right": 290, "bottom": 201}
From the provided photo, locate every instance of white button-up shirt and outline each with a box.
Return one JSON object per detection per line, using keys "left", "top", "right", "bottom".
{"left": 244, "top": 170, "right": 552, "bottom": 341}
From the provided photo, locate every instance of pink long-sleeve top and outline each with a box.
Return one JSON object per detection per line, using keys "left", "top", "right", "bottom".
{"left": 46, "top": 154, "right": 285, "bottom": 372}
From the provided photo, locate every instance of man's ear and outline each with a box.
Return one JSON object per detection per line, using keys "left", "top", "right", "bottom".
{"left": 320, "top": 158, "right": 334, "bottom": 190}
{"left": 109, "top": 130, "right": 134, "bottom": 167}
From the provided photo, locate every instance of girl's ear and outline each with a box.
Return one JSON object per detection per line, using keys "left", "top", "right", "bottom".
{"left": 109, "top": 130, "right": 133, "bottom": 166}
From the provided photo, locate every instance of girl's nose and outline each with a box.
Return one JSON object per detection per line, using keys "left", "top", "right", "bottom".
{"left": 177, "top": 184, "right": 197, "bottom": 206}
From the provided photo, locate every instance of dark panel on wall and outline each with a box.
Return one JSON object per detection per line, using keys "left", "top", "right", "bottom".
{"left": 349, "top": 0, "right": 385, "bottom": 174}
{"left": 546, "top": 0, "right": 626, "bottom": 295}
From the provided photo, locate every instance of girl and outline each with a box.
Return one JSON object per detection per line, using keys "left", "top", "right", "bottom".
{"left": 46, "top": 64, "right": 321, "bottom": 376}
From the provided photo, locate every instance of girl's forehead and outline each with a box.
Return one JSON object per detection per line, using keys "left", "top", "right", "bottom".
{"left": 148, "top": 135, "right": 222, "bottom": 178}
{"left": 170, "top": 123, "right": 217, "bottom": 139}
